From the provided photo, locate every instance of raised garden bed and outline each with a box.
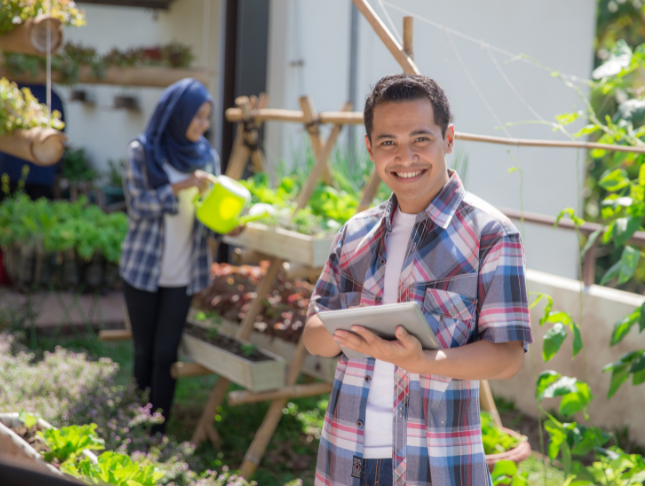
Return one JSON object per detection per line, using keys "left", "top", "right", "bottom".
{"left": 223, "top": 222, "right": 333, "bottom": 268}
{"left": 182, "top": 322, "right": 287, "bottom": 392}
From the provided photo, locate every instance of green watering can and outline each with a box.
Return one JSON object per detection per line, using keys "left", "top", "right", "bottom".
{"left": 193, "top": 175, "right": 267, "bottom": 234}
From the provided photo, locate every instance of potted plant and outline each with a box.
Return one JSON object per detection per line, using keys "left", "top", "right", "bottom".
{"left": 481, "top": 412, "right": 531, "bottom": 472}
{"left": 101, "top": 159, "right": 125, "bottom": 207}
{"left": 59, "top": 148, "right": 96, "bottom": 201}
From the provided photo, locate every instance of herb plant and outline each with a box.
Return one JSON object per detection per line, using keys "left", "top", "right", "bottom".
{"left": 0, "top": 78, "right": 64, "bottom": 134}
{"left": 481, "top": 411, "right": 523, "bottom": 455}
{"left": 39, "top": 423, "right": 105, "bottom": 463}
{"left": 61, "top": 451, "right": 164, "bottom": 486}
{"left": 0, "top": 0, "right": 85, "bottom": 35}
{"left": 240, "top": 343, "right": 258, "bottom": 357}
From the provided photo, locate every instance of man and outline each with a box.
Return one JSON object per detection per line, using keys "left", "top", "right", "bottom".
{"left": 303, "top": 74, "right": 532, "bottom": 486}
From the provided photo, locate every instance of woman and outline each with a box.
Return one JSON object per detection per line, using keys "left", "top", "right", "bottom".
{"left": 120, "top": 78, "right": 237, "bottom": 435}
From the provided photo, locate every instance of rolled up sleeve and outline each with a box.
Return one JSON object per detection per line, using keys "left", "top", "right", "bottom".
{"left": 477, "top": 231, "right": 533, "bottom": 351}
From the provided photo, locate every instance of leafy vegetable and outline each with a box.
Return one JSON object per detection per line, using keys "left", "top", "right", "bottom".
{"left": 61, "top": 451, "right": 164, "bottom": 486}
{"left": 39, "top": 423, "right": 105, "bottom": 463}
{"left": 480, "top": 411, "right": 523, "bottom": 455}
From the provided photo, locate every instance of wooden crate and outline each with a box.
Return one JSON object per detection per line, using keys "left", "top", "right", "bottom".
{"left": 181, "top": 323, "right": 287, "bottom": 392}
{"left": 223, "top": 223, "right": 334, "bottom": 268}
{"left": 185, "top": 313, "right": 338, "bottom": 384}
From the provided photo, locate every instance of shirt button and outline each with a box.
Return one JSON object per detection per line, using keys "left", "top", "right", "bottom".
{"left": 365, "top": 376, "right": 371, "bottom": 382}
{"left": 375, "top": 296, "right": 382, "bottom": 303}
{"left": 356, "top": 420, "right": 363, "bottom": 427}
{"left": 379, "top": 258, "right": 386, "bottom": 265}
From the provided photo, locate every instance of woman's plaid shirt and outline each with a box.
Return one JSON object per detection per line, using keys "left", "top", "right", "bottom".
{"left": 119, "top": 141, "right": 220, "bottom": 295}
{"left": 308, "top": 172, "right": 533, "bottom": 486}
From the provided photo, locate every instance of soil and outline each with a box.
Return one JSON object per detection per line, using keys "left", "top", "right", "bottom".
{"left": 10, "top": 423, "right": 49, "bottom": 455}
{"left": 184, "top": 323, "right": 274, "bottom": 362}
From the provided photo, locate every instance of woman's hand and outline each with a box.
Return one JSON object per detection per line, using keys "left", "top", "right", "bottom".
{"left": 171, "top": 170, "right": 217, "bottom": 195}
{"left": 227, "top": 225, "right": 246, "bottom": 237}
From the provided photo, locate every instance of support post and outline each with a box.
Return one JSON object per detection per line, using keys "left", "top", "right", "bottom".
{"left": 403, "top": 16, "right": 414, "bottom": 61}
{"left": 299, "top": 96, "right": 334, "bottom": 186}
{"left": 582, "top": 235, "right": 599, "bottom": 287}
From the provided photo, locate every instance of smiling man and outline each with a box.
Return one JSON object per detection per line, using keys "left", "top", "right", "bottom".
{"left": 303, "top": 74, "right": 533, "bottom": 486}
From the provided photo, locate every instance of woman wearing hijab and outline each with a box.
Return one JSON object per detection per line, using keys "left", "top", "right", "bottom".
{"left": 120, "top": 79, "right": 238, "bottom": 435}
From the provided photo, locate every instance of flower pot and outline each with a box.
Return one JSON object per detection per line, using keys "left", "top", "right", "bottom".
{"left": 0, "top": 413, "right": 99, "bottom": 475}
{"left": 485, "top": 427, "right": 532, "bottom": 473}
{"left": 62, "top": 249, "right": 80, "bottom": 290}
{"left": 34, "top": 245, "right": 54, "bottom": 290}
{"left": 83, "top": 253, "right": 104, "bottom": 290}
{"left": 103, "top": 262, "right": 119, "bottom": 291}
{"left": 15, "top": 244, "right": 36, "bottom": 290}
{"left": 101, "top": 185, "right": 125, "bottom": 206}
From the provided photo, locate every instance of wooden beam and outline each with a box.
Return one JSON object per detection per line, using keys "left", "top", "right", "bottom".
{"left": 227, "top": 382, "right": 332, "bottom": 406}
{"left": 403, "top": 16, "right": 414, "bottom": 61}
{"left": 225, "top": 94, "right": 269, "bottom": 180}
{"left": 299, "top": 96, "right": 334, "bottom": 186}
{"left": 0, "top": 64, "right": 212, "bottom": 88}
{"left": 282, "top": 262, "right": 323, "bottom": 280}
{"left": 98, "top": 329, "right": 132, "bottom": 342}
{"left": 295, "top": 101, "right": 353, "bottom": 211}
{"left": 0, "top": 128, "right": 66, "bottom": 166}
{"left": 357, "top": 169, "right": 382, "bottom": 213}
{"left": 0, "top": 16, "right": 63, "bottom": 55}
{"left": 352, "top": 0, "right": 420, "bottom": 75}
{"left": 171, "top": 361, "right": 213, "bottom": 379}
{"left": 232, "top": 248, "right": 270, "bottom": 265}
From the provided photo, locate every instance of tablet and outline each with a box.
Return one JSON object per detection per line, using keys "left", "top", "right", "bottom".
{"left": 318, "top": 302, "right": 440, "bottom": 360}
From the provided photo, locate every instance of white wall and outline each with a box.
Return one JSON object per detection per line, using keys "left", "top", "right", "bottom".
{"left": 265, "top": 0, "right": 597, "bottom": 279}
{"left": 56, "top": 0, "right": 223, "bottom": 178}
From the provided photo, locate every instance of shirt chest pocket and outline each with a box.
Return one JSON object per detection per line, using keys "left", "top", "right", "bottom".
{"left": 423, "top": 288, "right": 477, "bottom": 349}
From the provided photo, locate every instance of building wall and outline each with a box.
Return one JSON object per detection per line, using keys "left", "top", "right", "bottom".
{"left": 265, "top": 0, "right": 597, "bottom": 279}
{"left": 57, "top": 0, "right": 223, "bottom": 178}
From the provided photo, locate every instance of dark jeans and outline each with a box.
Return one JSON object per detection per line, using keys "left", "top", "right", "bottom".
{"left": 361, "top": 458, "right": 393, "bottom": 486}
{"left": 122, "top": 279, "right": 192, "bottom": 435}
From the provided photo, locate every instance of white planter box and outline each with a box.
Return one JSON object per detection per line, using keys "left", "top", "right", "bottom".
{"left": 184, "top": 312, "right": 338, "bottom": 384}
{"left": 223, "top": 222, "right": 334, "bottom": 268}
{"left": 0, "top": 413, "right": 98, "bottom": 476}
{"left": 181, "top": 323, "right": 287, "bottom": 392}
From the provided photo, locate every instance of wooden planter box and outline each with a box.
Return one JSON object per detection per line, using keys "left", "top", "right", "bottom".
{"left": 223, "top": 223, "right": 334, "bottom": 268}
{"left": 186, "top": 311, "right": 338, "bottom": 384}
{"left": 0, "top": 413, "right": 99, "bottom": 476}
{"left": 485, "top": 427, "right": 532, "bottom": 472}
{"left": 181, "top": 322, "right": 287, "bottom": 392}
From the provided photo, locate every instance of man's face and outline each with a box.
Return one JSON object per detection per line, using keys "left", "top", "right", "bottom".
{"left": 365, "top": 99, "right": 454, "bottom": 214}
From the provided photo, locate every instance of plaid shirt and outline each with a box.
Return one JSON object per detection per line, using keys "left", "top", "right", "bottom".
{"left": 308, "top": 171, "right": 532, "bottom": 486}
{"left": 119, "top": 141, "right": 220, "bottom": 295}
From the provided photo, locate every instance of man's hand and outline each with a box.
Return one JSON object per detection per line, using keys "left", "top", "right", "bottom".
{"left": 333, "top": 325, "right": 425, "bottom": 373}
{"left": 226, "top": 224, "right": 246, "bottom": 237}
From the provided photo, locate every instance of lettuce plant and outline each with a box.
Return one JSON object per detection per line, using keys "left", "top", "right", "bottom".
{"left": 40, "top": 423, "right": 105, "bottom": 463}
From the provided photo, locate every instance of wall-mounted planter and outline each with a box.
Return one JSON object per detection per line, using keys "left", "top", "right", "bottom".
{"left": 223, "top": 223, "right": 334, "bottom": 268}
{"left": 0, "top": 413, "right": 98, "bottom": 476}
{"left": 113, "top": 95, "right": 140, "bottom": 111}
{"left": 182, "top": 322, "right": 286, "bottom": 392}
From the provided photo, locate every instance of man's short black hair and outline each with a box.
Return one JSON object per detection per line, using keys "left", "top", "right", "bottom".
{"left": 364, "top": 74, "right": 451, "bottom": 140}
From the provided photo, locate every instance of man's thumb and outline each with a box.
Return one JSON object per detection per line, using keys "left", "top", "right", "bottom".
{"left": 396, "top": 326, "right": 412, "bottom": 343}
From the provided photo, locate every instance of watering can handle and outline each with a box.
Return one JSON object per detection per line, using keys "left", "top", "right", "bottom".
{"left": 192, "top": 175, "right": 219, "bottom": 206}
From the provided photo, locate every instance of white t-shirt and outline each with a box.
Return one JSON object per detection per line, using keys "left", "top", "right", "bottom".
{"left": 158, "top": 164, "right": 198, "bottom": 287}
{"left": 363, "top": 207, "right": 418, "bottom": 458}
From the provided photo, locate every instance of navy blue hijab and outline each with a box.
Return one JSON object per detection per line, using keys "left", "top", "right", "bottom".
{"left": 137, "top": 78, "right": 214, "bottom": 189}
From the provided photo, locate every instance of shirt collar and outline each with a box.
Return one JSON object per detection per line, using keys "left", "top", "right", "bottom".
{"left": 383, "top": 170, "right": 465, "bottom": 232}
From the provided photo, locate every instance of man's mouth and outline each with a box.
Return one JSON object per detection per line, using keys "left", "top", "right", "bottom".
{"left": 391, "top": 169, "right": 428, "bottom": 181}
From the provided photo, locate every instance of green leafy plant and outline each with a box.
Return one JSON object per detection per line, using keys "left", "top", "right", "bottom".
{"left": 39, "top": 423, "right": 105, "bottom": 463}
{"left": 106, "top": 159, "right": 125, "bottom": 187}
{"left": 61, "top": 148, "right": 96, "bottom": 183}
{"left": 61, "top": 451, "right": 164, "bottom": 486}
{"left": 240, "top": 343, "right": 257, "bottom": 357}
{"left": 0, "top": 78, "right": 64, "bottom": 134}
{"left": 490, "top": 459, "right": 528, "bottom": 486}
{"left": 481, "top": 412, "right": 523, "bottom": 455}
{"left": 19, "top": 410, "right": 39, "bottom": 429}
{"left": 0, "top": 0, "right": 85, "bottom": 34}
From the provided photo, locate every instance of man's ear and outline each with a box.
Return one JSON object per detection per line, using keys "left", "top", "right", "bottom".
{"left": 364, "top": 134, "right": 375, "bottom": 162}
{"left": 444, "top": 125, "right": 455, "bottom": 155}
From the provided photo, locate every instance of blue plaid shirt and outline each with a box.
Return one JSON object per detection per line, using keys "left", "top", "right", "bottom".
{"left": 308, "top": 171, "right": 532, "bottom": 486}
{"left": 119, "top": 141, "right": 220, "bottom": 295}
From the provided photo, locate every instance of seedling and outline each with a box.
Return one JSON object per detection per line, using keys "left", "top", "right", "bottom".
{"left": 240, "top": 343, "right": 257, "bottom": 357}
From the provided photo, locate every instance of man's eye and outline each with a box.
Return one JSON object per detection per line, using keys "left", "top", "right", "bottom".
{"left": 381, "top": 140, "right": 394, "bottom": 146}
{"left": 416, "top": 137, "right": 430, "bottom": 142}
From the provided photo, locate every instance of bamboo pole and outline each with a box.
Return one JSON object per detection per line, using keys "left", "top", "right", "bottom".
{"left": 480, "top": 380, "right": 502, "bottom": 427}
{"left": 0, "top": 64, "right": 212, "bottom": 88}
{"left": 295, "top": 101, "right": 353, "bottom": 211}
{"left": 0, "top": 16, "right": 63, "bottom": 55}
{"left": 299, "top": 96, "right": 334, "bottom": 186}
{"left": 191, "top": 257, "right": 284, "bottom": 448}
{"left": 403, "top": 16, "right": 414, "bottom": 61}
{"left": 352, "top": 0, "right": 420, "bottom": 75}
{"left": 227, "top": 382, "right": 332, "bottom": 406}
{"left": 225, "top": 94, "right": 269, "bottom": 180}
{"left": 357, "top": 169, "right": 382, "bottom": 213}
{"left": 0, "top": 128, "right": 66, "bottom": 166}
{"left": 98, "top": 329, "right": 132, "bottom": 342}
{"left": 239, "top": 336, "right": 309, "bottom": 478}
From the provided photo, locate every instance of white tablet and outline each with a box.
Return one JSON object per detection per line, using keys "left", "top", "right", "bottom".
{"left": 318, "top": 302, "right": 440, "bottom": 360}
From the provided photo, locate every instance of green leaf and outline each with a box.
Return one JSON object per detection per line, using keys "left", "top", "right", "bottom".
{"left": 18, "top": 411, "right": 39, "bottom": 429}
{"left": 618, "top": 246, "right": 640, "bottom": 284}
{"left": 600, "top": 259, "right": 621, "bottom": 285}
{"left": 632, "top": 367, "right": 645, "bottom": 386}
{"left": 592, "top": 39, "right": 633, "bottom": 79}
{"left": 544, "top": 418, "right": 567, "bottom": 461}
{"left": 540, "top": 376, "right": 578, "bottom": 401}
{"left": 573, "top": 124, "right": 600, "bottom": 137}
{"left": 572, "top": 426, "right": 610, "bottom": 456}
{"left": 613, "top": 217, "right": 642, "bottom": 247}
{"left": 602, "top": 221, "right": 615, "bottom": 244}
{"left": 611, "top": 310, "right": 640, "bottom": 346}
{"left": 639, "top": 164, "right": 645, "bottom": 186}
{"left": 559, "top": 382, "right": 593, "bottom": 417}
{"left": 543, "top": 322, "right": 568, "bottom": 362}
{"left": 572, "top": 323, "right": 583, "bottom": 357}
{"left": 555, "top": 208, "right": 585, "bottom": 228}
{"left": 491, "top": 460, "right": 517, "bottom": 481}
{"left": 599, "top": 169, "right": 631, "bottom": 192}
{"left": 639, "top": 301, "right": 645, "bottom": 332}
{"left": 40, "top": 424, "right": 105, "bottom": 463}
{"left": 580, "top": 229, "right": 601, "bottom": 259}
{"left": 555, "top": 112, "right": 581, "bottom": 126}
{"left": 608, "top": 364, "right": 631, "bottom": 399}
{"left": 536, "top": 371, "right": 561, "bottom": 400}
